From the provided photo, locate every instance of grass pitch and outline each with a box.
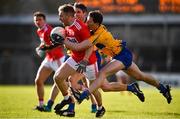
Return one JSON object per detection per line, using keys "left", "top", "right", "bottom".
{"left": 0, "top": 85, "right": 180, "bottom": 119}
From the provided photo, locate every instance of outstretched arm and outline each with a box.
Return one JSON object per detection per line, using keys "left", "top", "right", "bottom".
{"left": 64, "top": 39, "right": 93, "bottom": 51}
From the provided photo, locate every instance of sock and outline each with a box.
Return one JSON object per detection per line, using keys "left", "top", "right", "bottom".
{"left": 158, "top": 83, "right": 166, "bottom": 93}
{"left": 98, "top": 105, "right": 102, "bottom": 110}
{"left": 64, "top": 95, "right": 69, "bottom": 100}
{"left": 127, "top": 84, "right": 133, "bottom": 92}
{"left": 47, "top": 100, "right": 54, "bottom": 108}
{"left": 68, "top": 103, "right": 75, "bottom": 112}
{"left": 80, "top": 90, "right": 90, "bottom": 100}
{"left": 39, "top": 98, "right": 44, "bottom": 107}
{"left": 92, "top": 104, "right": 97, "bottom": 109}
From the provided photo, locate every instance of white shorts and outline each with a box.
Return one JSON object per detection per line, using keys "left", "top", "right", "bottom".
{"left": 65, "top": 57, "right": 98, "bottom": 80}
{"left": 40, "top": 56, "right": 65, "bottom": 71}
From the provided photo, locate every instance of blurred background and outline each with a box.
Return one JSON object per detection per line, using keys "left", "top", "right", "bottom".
{"left": 0, "top": 0, "right": 179, "bottom": 86}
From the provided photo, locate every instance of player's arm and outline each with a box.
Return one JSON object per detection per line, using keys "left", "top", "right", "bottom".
{"left": 64, "top": 39, "right": 93, "bottom": 51}
{"left": 64, "top": 32, "right": 99, "bottom": 51}
{"left": 84, "top": 46, "right": 94, "bottom": 61}
{"left": 39, "top": 43, "right": 61, "bottom": 51}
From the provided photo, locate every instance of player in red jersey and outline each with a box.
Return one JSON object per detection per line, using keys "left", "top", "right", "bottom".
{"left": 53, "top": 4, "right": 104, "bottom": 117}
{"left": 33, "top": 11, "right": 65, "bottom": 112}
{"left": 71, "top": 2, "right": 98, "bottom": 113}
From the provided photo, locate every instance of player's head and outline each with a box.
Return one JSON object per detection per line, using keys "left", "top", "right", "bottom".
{"left": 33, "top": 11, "right": 46, "bottom": 28}
{"left": 58, "top": 4, "right": 75, "bottom": 26}
{"left": 86, "top": 10, "right": 103, "bottom": 30}
{"left": 74, "top": 2, "right": 87, "bottom": 22}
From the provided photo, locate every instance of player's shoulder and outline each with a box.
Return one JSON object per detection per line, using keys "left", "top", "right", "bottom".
{"left": 45, "top": 24, "right": 53, "bottom": 31}
{"left": 44, "top": 24, "right": 53, "bottom": 34}
{"left": 100, "top": 25, "right": 107, "bottom": 31}
{"left": 93, "top": 24, "right": 107, "bottom": 36}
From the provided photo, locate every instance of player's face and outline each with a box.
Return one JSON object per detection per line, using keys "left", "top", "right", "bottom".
{"left": 59, "top": 11, "right": 70, "bottom": 26}
{"left": 74, "top": 8, "right": 86, "bottom": 22}
{"left": 86, "top": 16, "right": 95, "bottom": 30}
{"left": 34, "top": 16, "right": 45, "bottom": 28}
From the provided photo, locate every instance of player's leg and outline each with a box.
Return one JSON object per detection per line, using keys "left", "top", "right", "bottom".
{"left": 34, "top": 60, "right": 53, "bottom": 111}
{"left": 69, "top": 72, "right": 98, "bottom": 113}
{"left": 54, "top": 57, "right": 79, "bottom": 117}
{"left": 44, "top": 56, "right": 65, "bottom": 111}
{"left": 78, "top": 62, "right": 106, "bottom": 117}
{"left": 69, "top": 73, "right": 84, "bottom": 90}
{"left": 125, "top": 62, "right": 172, "bottom": 104}
{"left": 100, "top": 78, "right": 127, "bottom": 92}
{"left": 88, "top": 60, "right": 124, "bottom": 92}
{"left": 125, "top": 62, "right": 159, "bottom": 87}
{"left": 53, "top": 63, "right": 76, "bottom": 109}
{"left": 116, "top": 71, "right": 132, "bottom": 95}
{"left": 89, "top": 80, "right": 105, "bottom": 117}
{"left": 44, "top": 84, "right": 59, "bottom": 112}
{"left": 87, "top": 62, "right": 105, "bottom": 117}
{"left": 95, "top": 61, "right": 144, "bottom": 102}
{"left": 89, "top": 94, "right": 97, "bottom": 113}
{"left": 77, "top": 59, "right": 144, "bottom": 103}
{"left": 83, "top": 77, "right": 97, "bottom": 113}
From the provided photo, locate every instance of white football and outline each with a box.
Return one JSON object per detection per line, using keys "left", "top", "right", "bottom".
{"left": 50, "top": 26, "right": 65, "bottom": 38}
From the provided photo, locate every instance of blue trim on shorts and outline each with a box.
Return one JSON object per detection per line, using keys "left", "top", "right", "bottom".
{"left": 64, "top": 55, "right": 70, "bottom": 62}
{"left": 113, "top": 47, "right": 132, "bottom": 70}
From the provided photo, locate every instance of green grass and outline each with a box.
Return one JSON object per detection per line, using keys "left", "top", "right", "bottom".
{"left": 0, "top": 85, "right": 180, "bottom": 119}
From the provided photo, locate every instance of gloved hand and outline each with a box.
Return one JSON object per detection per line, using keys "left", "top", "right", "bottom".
{"left": 36, "top": 47, "right": 46, "bottom": 58}
{"left": 76, "top": 60, "right": 89, "bottom": 73}
{"left": 50, "top": 34, "right": 64, "bottom": 45}
{"left": 38, "top": 45, "right": 49, "bottom": 51}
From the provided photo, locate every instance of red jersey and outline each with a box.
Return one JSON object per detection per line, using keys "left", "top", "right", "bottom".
{"left": 37, "top": 24, "right": 64, "bottom": 61}
{"left": 65, "top": 19, "right": 97, "bottom": 64}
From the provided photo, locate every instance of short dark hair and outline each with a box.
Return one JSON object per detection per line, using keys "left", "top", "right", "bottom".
{"left": 74, "top": 2, "right": 87, "bottom": 13}
{"left": 58, "top": 4, "right": 75, "bottom": 17}
{"left": 89, "top": 10, "right": 103, "bottom": 25}
{"left": 33, "top": 11, "right": 46, "bottom": 20}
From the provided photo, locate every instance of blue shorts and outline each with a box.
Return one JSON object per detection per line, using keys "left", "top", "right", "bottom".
{"left": 113, "top": 47, "right": 132, "bottom": 70}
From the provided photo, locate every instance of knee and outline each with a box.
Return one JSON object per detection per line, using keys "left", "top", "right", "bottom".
{"left": 53, "top": 72, "right": 63, "bottom": 83}
{"left": 35, "top": 77, "right": 43, "bottom": 86}
{"left": 98, "top": 70, "right": 106, "bottom": 78}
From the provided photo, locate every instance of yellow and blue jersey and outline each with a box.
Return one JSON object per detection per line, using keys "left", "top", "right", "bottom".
{"left": 89, "top": 25, "right": 132, "bottom": 69}
{"left": 89, "top": 25, "right": 123, "bottom": 57}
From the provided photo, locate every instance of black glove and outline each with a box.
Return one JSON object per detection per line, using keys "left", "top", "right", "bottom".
{"left": 38, "top": 45, "right": 49, "bottom": 51}
{"left": 76, "top": 60, "right": 88, "bottom": 73}
{"left": 50, "top": 34, "right": 64, "bottom": 45}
